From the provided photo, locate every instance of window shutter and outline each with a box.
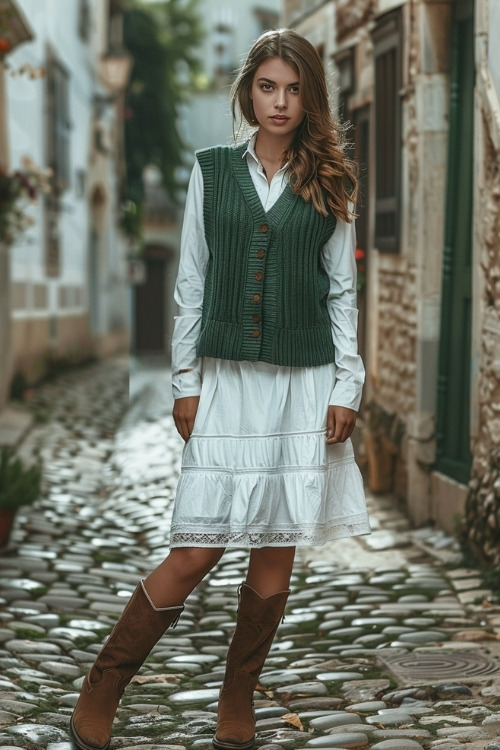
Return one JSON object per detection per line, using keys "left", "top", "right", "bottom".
{"left": 372, "top": 10, "right": 402, "bottom": 253}
{"left": 47, "top": 54, "right": 71, "bottom": 191}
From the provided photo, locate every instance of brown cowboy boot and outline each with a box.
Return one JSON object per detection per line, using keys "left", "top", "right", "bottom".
{"left": 213, "top": 583, "right": 290, "bottom": 750}
{"left": 70, "top": 580, "right": 183, "bottom": 750}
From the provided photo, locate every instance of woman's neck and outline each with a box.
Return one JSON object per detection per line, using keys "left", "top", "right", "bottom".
{"left": 254, "top": 131, "right": 293, "bottom": 165}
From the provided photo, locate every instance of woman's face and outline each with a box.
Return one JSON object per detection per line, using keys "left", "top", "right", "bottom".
{"left": 250, "top": 57, "right": 304, "bottom": 140}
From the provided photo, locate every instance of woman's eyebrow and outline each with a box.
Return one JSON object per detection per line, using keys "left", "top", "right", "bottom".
{"left": 257, "top": 77, "right": 300, "bottom": 86}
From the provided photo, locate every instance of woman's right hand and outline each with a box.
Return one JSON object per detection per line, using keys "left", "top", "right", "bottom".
{"left": 173, "top": 396, "right": 200, "bottom": 442}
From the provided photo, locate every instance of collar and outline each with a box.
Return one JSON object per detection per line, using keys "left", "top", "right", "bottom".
{"left": 241, "top": 132, "right": 259, "bottom": 164}
{"left": 241, "top": 132, "right": 289, "bottom": 175}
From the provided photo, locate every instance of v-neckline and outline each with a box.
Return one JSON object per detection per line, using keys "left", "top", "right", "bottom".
{"left": 230, "top": 144, "right": 298, "bottom": 228}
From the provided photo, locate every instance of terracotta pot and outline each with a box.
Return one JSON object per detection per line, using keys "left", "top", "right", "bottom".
{"left": 0, "top": 507, "right": 16, "bottom": 548}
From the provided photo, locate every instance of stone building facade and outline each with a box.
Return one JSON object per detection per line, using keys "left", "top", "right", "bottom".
{"left": 283, "top": 0, "right": 500, "bottom": 564}
{"left": 0, "top": 0, "right": 130, "bottom": 407}
{"left": 463, "top": 1, "right": 500, "bottom": 566}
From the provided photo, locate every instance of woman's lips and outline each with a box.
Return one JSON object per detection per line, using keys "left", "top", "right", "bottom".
{"left": 270, "top": 116, "right": 290, "bottom": 123}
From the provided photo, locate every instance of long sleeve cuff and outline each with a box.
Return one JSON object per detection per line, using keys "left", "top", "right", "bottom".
{"left": 171, "top": 313, "right": 203, "bottom": 399}
{"left": 328, "top": 302, "right": 365, "bottom": 411}
{"left": 329, "top": 380, "right": 364, "bottom": 412}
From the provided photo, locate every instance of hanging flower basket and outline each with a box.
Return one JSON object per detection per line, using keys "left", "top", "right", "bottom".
{"left": 0, "top": 157, "right": 52, "bottom": 244}
{"left": 0, "top": 0, "right": 33, "bottom": 60}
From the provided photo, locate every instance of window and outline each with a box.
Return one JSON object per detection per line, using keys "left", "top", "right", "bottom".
{"left": 47, "top": 55, "right": 71, "bottom": 191}
{"left": 45, "top": 53, "right": 71, "bottom": 276}
{"left": 254, "top": 9, "right": 279, "bottom": 35}
{"left": 78, "top": 0, "right": 91, "bottom": 43}
{"left": 372, "top": 10, "right": 402, "bottom": 253}
{"left": 44, "top": 195, "right": 60, "bottom": 277}
{"left": 213, "top": 23, "right": 233, "bottom": 85}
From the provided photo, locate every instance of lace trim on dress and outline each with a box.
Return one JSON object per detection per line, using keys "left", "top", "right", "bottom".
{"left": 169, "top": 516, "right": 372, "bottom": 548}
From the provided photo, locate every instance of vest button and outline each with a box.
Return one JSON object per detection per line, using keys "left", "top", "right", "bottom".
{"left": 260, "top": 224, "right": 269, "bottom": 233}
{"left": 252, "top": 314, "right": 260, "bottom": 323}
{"left": 255, "top": 271, "right": 263, "bottom": 281}
{"left": 253, "top": 294, "right": 261, "bottom": 303}
{"left": 257, "top": 250, "right": 265, "bottom": 259}
{"left": 252, "top": 329, "right": 260, "bottom": 337}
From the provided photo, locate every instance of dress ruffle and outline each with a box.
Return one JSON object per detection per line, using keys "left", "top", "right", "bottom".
{"left": 170, "top": 358, "right": 371, "bottom": 548}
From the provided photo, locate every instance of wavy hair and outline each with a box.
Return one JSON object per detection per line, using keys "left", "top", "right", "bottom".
{"left": 231, "top": 29, "right": 357, "bottom": 223}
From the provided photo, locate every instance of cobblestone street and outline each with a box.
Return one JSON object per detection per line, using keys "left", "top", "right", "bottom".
{"left": 1, "top": 359, "right": 500, "bottom": 750}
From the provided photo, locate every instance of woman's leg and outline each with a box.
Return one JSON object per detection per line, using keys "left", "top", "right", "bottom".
{"left": 144, "top": 546, "right": 225, "bottom": 606}
{"left": 71, "top": 547, "right": 224, "bottom": 750}
{"left": 213, "top": 547, "right": 295, "bottom": 750}
{"left": 245, "top": 546, "right": 295, "bottom": 596}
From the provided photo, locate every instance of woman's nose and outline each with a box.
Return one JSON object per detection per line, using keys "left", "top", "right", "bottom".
{"left": 275, "top": 89, "right": 287, "bottom": 108}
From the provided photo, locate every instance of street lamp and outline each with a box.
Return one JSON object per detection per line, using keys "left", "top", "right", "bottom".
{"left": 99, "top": 47, "right": 133, "bottom": 94}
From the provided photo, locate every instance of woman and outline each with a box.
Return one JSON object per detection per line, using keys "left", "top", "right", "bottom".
{"left": 70, "top": 28, "right": 370, "bottom": 750}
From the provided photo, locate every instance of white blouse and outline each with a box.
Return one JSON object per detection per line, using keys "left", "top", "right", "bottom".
{"left": 171, "top": 135, "right": 365, "bottom": 412}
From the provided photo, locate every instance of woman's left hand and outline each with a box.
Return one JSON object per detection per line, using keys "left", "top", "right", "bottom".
{"left": 326, "top": 405, "right": 357, "bottom": 444}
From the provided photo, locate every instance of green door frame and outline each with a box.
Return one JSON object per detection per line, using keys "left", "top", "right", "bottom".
{"left": 436, "top": 0, "right": 474, "bottom": 484}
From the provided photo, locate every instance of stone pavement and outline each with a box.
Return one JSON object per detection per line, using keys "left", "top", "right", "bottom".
{"left": 0, "top": 357, "right": 500, "bottom": 750}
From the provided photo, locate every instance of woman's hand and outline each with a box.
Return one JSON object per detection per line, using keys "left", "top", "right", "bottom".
{"left": 173, "top": 396, "right": 200, "bottom": 442}
{"left": 326, "top": 405, "right": 357, "bottom": 444}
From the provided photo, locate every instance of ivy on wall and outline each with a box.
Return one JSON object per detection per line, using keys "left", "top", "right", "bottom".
{"left": 123, "top": 0, "right": 203, "bottom": 207}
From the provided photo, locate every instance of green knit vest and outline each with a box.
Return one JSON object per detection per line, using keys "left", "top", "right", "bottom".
{"left": 196, "top": 143, "right": 337, "bottom": 367}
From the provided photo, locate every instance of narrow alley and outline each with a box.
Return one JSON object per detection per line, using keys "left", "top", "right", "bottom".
{"left": 0, "top": 360, "right": 500, "bottom": 750}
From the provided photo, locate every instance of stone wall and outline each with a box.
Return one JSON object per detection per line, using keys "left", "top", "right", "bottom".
{"left": 364, "top": 259, "right": 417, "bottom": 498}
{"left": 0, "top": 67, "right": 12, "bottom": 408}
{"left": 375, "top": 263, "right": 418, "bottom": 417}
{"left": 463, "top": 30, "right": 500, "bottom": 566}
{"left": 364, "top": 1, "right": 452, "bottom": 521}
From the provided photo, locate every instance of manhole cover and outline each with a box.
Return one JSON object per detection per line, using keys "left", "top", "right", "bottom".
{"left": 377, "top": 649, "right": 500, "bottom": 686}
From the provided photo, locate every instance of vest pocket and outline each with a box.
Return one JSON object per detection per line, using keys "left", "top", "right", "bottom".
{"left": 272, "top": 325, "right": 335, "bottom": 367}
{"left": 197, "top": 320, "right": 244, "bottom": 360}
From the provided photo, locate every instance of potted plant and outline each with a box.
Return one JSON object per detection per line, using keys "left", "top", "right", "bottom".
{"left": 0, "top": 448, "right": 41, "bottom": 548}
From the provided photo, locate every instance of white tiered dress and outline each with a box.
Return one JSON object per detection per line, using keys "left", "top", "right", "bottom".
{"left": 169, "top": 137, "right": 371, "bottom": 548}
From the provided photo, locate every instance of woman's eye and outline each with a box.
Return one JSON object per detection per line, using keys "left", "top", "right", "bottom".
{"left": 260, "top": 84, "right": 273, "bottom": 91}
{"left": 290, "top": 86, "right": 300, "bottom": 94}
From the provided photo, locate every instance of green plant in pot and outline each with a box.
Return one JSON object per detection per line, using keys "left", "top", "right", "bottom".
{"left": 0, "top": 448, "right": 41, "bottom": 548}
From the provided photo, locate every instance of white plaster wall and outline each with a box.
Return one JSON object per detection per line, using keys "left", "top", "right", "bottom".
{"left": 7, "top": 0, "right": 94, "bottom": 323}
{"left": 183, "top": 0, "right": 281, "bottom": 154}
{"left": 378, "top": 0, "right": 405, "bottom": 15}
{"left": 182, "top": 91, "right": 234, "bottom": 151}
{"left": 6, "top": 0, "right": 128, "bottom": 345}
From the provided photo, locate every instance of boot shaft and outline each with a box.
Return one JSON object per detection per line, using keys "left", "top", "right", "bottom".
{"left": 214, "top": 584, "right": 290, "bottom": 750}
{"left": 224, "top": 584, "right": 289, "bottom": 685}
{"left": 91, "top": 581, "right": 183, "bottom": 683}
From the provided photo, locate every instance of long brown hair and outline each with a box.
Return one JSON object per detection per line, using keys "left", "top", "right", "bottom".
{"left": 231, "top": 29, "right": 357, "bottom": 223}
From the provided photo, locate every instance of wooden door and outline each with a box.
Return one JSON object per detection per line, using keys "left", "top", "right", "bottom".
{"left": 134, "top": 256, "right": 166, "bottom": 353}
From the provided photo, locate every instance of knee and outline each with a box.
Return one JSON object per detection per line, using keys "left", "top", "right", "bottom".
{"left": 168, "top": 547, "right": 224, "bottom": 581}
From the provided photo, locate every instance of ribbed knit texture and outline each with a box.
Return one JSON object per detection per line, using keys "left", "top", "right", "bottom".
{"left": 196, "top": 144, "right": 337, "bottom": 368}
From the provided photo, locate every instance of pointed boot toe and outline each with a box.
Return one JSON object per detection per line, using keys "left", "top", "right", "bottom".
{"left": 213, "top": 728, "right": 255, "bottom": 750}
{"left": 70, "top": 714, "right": 110, "bottom": 750}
